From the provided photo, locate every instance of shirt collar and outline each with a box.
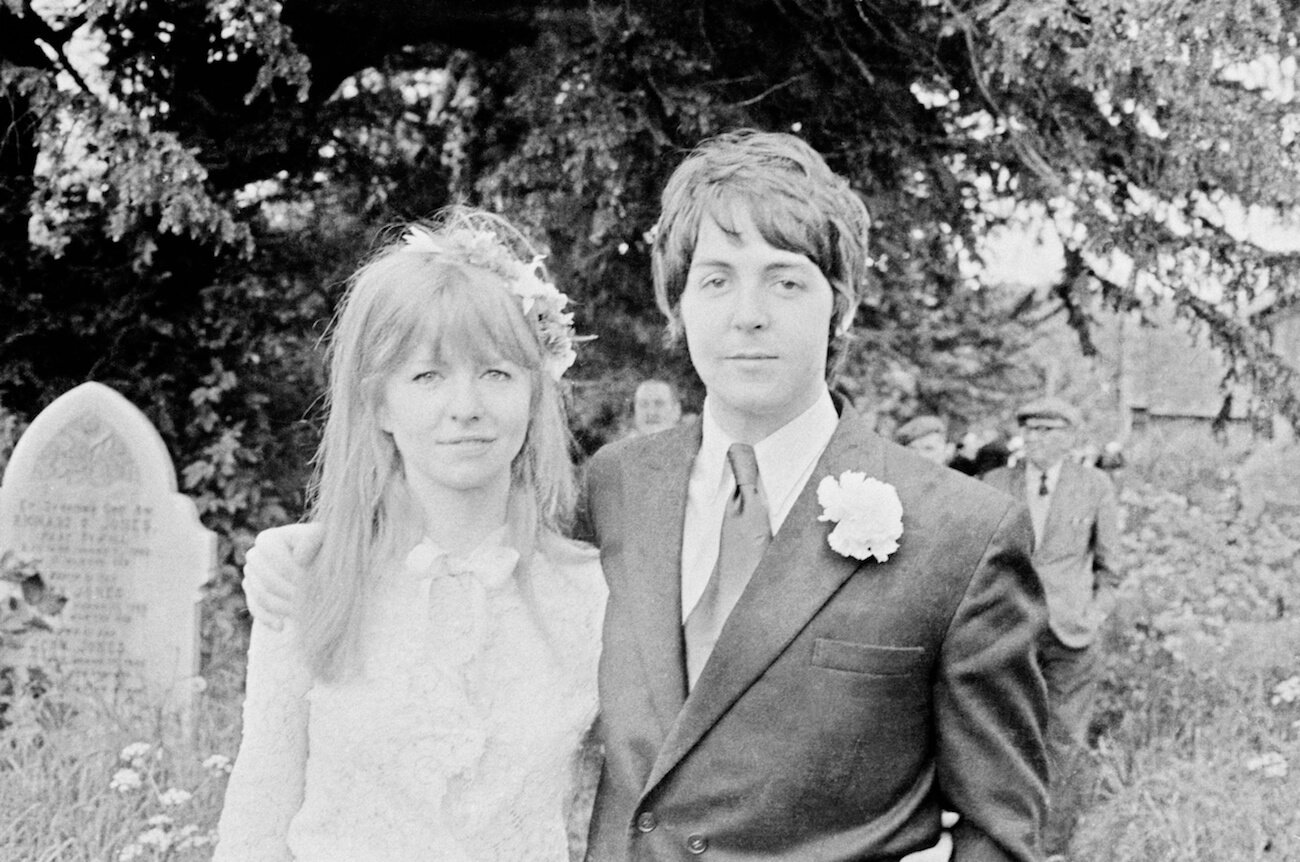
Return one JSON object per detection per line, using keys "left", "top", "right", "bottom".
{"left": 1028, "top": 459, "right": 1064, "bottom": 487}
{"left": 698, "top": 385, "right": 838, "bottom": 502}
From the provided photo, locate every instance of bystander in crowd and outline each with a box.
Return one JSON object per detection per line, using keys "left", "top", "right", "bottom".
{"left": 893, "top": 414, "right": 951, "bottom": 465}
{"left": 982, "top": 396, "right": 1123, "bottom": 859}
{"left": 625, "top": 378, "right": 683, "bottom": 438}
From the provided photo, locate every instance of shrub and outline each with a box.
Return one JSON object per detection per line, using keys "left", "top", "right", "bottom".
{"left": 1076, "top": 482, "right": 1300, "bottom": 860}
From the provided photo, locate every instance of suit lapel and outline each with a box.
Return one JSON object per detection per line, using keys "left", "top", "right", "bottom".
{"left": 619, "top": 422, "right": 698, "bottom": 737}
{"left": 644, "top": 413, "right": 883, "bottom": 793}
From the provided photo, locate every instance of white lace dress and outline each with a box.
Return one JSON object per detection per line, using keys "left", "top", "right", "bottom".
{"left": 214, "top": 535, "right": 606, "bottom": 862}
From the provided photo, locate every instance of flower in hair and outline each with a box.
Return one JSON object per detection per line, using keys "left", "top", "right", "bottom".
{"left": 402, "top": 224, "right": 585, "bottom": 379}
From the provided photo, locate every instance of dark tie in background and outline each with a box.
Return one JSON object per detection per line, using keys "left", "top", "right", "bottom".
{"left": 1039, "top": 471, "right": 1050, "bottom": 496}
{"left": 684, "top": 443, "right": 772, "bottom": 688}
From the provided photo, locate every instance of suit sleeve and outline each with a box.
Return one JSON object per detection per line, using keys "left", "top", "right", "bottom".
{"left": 1091, "top": 474, "right": 1123, "bottom": 592}
{"left": 936, "top": 503, "right": 1049, "bottom": 862}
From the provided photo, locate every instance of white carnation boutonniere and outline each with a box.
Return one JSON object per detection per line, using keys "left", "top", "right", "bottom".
{"left": 816, "top": 471, "right": 904, "bottom": 563}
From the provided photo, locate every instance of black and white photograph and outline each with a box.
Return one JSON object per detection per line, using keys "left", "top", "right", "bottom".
{"left": 2, "top": 2, "right": 1298, "bottom": 860}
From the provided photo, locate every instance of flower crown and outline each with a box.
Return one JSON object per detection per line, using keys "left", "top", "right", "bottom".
{"left": 401, "top": 223, "right": 584, "bottom": 380}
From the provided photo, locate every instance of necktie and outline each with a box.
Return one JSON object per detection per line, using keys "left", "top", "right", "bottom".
{"left": 684, "top": 443, "right": 771, "bottom": 688}
{"left": 1038, "top": 471, "right": 1051, "bottom": 496}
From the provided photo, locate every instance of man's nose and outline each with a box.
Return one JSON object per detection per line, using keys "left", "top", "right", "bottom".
{"left": 730, "top": 283, "right": 769, "bottom": 330}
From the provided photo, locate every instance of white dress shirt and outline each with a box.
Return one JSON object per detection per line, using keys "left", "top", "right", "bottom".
{"left": 1025, "top": 460, "right": 1063, "bottom": 545}
{"left": 680, "top": 387, "right": 840, "bottom": 621}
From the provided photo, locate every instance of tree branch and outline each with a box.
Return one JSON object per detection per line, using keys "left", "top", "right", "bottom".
{"left": 730, "top": 74, "right": 808, "bottom": 107}
{"left": 938, "top": 0, "right": 1065, "bottom": 195}
{"left": 19, "top": 0, "right": 94, "bottom": 96}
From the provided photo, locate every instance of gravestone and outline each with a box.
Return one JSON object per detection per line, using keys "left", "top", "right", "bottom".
{"left": 0, "top": 382, "right": 215, "bottom": 702}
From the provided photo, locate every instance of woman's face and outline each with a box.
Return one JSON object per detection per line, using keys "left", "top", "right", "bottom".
{"left": 380, "top": 343, "right": 533, "bottom": 501}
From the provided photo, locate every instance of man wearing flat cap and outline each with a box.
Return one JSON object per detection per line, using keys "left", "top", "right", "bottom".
{"left": 893, "top": 414, "right": 951, "bottom": 465}
{"left": 982, "top": 396, "right": 1121, "bottom": 857}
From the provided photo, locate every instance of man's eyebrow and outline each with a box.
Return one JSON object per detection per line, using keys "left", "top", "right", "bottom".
{"left": 762, "top": 259, "right": 816, "bottom": 272}
{"left": 686, "top": 257, "right": 735, "bottom": 270}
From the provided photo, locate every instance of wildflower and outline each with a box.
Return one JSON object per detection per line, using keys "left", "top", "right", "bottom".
{"left": 146, "top": 814, "right": 174, "bottom": 827}
{"left": 110, "top": 768, "right": 143, "bottom": 793}
{"left": 137, "top": 827, "right": 173, "bottom": 850}
{"left": 1271, "top": 675, "right": 1300, "bottom": 706}
{"left": 178, "top": 827, "right": 218, "bottom": 850}
{"left": 1245, "top": 751, "right": 1288, "bottom": 778}
{"left": 119, "top": 742, "right": 152, "bottom": 764}
{"left": 118, "top": 844, "right": 144, "bottom": 862}
{"left": 203, "top": 753, "right": 234, "bottom": 774}
{"left": 158, "top": 788, "right": 193, "bottom": 807}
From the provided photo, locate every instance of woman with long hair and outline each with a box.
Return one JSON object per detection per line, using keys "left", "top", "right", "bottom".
{"left": 214, "top": 208, "right": 604, "bottom": 861}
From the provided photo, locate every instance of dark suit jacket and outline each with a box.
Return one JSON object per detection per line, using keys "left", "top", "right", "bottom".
{"left": 581, "top": 411, "right": 1048, "bottom": 861}
{"left": 983, "top": 461, "right": 1121, "bottom": 648}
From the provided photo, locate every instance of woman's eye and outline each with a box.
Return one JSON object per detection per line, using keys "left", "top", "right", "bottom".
{"left": 412, "top": 370, "right": 444, "bottom": 383}
{"left": 483, "top": 368, "right": 513, "bottom": 381}
{"left": 698, "top": 274, "right": 727, "bottom": 290}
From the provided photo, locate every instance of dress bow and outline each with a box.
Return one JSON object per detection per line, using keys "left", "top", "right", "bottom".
{"left": 404, "top": 539, "right": 520, "bottom": 590}
{"left": 403, "top": 534, "right": 521, "bottom": 668}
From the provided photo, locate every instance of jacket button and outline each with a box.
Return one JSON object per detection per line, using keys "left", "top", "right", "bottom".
{"left": 686, "top": 834, "right": 708, "bottom": 854}
{"left": 635, "top": 812, "right": 657, "bottom": 833}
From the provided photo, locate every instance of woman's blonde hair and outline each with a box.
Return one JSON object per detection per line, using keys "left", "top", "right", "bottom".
{"left": 300, "top": 207, "right": 577, "bottom": 681}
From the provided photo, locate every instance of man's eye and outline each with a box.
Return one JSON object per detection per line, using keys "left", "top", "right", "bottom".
{"left": 698, "top": 274, "right": 727, "bottom": 290}
{"left": 774, "top": 278, "right": 804, "bottom": 292}
{"left": 412, "top": 370, "right": 443, "bottom": 383}
{"left": 483, "top": 368, "right": 513, "bottom": 381}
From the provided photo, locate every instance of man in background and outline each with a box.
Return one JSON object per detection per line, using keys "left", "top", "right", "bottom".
{"left": 893, "top": 414, "right": 951, "bottom": 465}
{"left": 628, "top": 378, "right": 683, "bottom": 437}
{"left": 982, "top": 396, "right": 1122, "bottom": 859}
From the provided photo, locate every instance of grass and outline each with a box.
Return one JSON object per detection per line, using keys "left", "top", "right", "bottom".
{"left": 1070, "top": 444, "right": 1300, "bottom": 860}
{"left": 0, "top": 687, "right": 241, "bottom": 861}
{"left": 2, "top": 448, "right": 1298, "bottom": 860}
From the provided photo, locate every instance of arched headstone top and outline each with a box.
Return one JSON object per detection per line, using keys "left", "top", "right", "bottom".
{"left": 4, "top": 382, "right": 177, "bottom": 494}
{"left": 0, "top": 381, "right": 212, "bottom": 703}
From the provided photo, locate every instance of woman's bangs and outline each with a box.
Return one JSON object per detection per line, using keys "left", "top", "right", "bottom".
{"left": 412, "top": 267, "right": 539, "bottom": 371}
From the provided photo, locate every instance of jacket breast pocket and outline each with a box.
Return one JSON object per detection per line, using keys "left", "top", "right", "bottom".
{"left": 811, "top": 637, "right": 927, "bottom": 676}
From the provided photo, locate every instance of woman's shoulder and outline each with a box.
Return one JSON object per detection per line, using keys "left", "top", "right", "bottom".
{"left": 535, "top": 533, "right": 606, "bottom": 592}
{"left": 537, "top": 531, "right": 599, "bottom": 563}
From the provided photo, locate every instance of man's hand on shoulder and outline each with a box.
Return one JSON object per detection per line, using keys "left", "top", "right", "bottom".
{"left": 241, "top": 523, "right": 323, "bottom": 630}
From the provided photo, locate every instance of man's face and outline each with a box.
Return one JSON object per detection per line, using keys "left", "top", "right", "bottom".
{"left": 633, "top": 381, "right": 681, "bottom": 435}
{"left": 1022, "top": 422, "right": 1073, "bottom": 469}
{"left": 678, "top": 208, "right": 834, "bottom": 442}
{"left": 907, "top": 431, "right": 950, "bottom": 465}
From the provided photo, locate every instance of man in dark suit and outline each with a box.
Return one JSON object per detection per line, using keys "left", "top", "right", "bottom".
{"left": 982, "top": 397, "right": 1122, "bottom": 858}
{"left": 581, "top": 130, "right": 1047, "bottom": 862}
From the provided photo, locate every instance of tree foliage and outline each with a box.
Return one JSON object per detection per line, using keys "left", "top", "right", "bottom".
{"left": 2, "top": 0, "right": 1298, "bottom": 603}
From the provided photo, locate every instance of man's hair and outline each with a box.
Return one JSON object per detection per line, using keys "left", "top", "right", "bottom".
{"left": 651, "top": 129, "right": 872, "bottom": 376}
{"left": 634, "top": 377, "right": 679, "bottom": 404}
